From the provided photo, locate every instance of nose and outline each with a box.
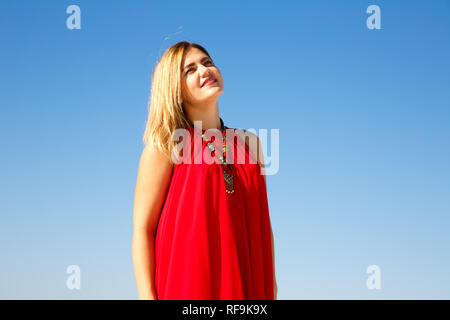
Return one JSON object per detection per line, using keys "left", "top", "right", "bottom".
{"left": 199, "top": 64, "right": 211, "bottom": 77}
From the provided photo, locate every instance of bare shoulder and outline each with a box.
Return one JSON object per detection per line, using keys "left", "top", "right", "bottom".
{"left": 140, "top": 143, "right": 173, "bottom": 167}
{"left": 134, "top": 143, "right": 174, "bottom": 233}
{"left": 136, "top": 143, "right": 174, "bottom": 189}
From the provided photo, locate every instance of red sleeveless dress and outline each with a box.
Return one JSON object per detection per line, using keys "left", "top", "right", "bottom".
{"left": 154, "top": 124, "right": 274, "bottom": 300}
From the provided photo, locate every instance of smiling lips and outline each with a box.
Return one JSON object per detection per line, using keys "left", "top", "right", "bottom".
{"left": 202, "top": 76, "right": 217, "bottom": 87}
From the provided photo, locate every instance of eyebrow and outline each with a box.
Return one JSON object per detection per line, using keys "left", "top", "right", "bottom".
{"left": 183, "top": 56, "right": 211, "bottom": 71}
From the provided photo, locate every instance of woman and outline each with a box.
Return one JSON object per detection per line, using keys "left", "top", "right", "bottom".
{"left": 132, "top": 41, "right": 277, "bottom": 300}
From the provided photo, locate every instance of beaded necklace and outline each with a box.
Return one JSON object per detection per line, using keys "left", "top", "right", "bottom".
{"left": 198, "top": 118, "right": 234, "bottom": 194}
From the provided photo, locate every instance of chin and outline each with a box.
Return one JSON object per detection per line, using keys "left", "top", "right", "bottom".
{"left": 201, "top": 88, "right": 223, "bottom": 98}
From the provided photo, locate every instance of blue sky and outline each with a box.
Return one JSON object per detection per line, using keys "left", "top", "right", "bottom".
{"left": 0, "top": 0, "right": 449, "bottom": 299}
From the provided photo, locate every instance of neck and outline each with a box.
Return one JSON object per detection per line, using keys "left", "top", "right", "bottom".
{"left": 184, "top": 100, "right": 222, "bottom": 130}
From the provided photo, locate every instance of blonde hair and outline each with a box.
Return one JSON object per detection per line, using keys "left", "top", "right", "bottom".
{"left": 142, "top": 41, "right": 212, "bottom": 163}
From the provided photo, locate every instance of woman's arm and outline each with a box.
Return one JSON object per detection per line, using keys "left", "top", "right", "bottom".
{"left": 132, "top": 144, "right": 173, "bottom": 300}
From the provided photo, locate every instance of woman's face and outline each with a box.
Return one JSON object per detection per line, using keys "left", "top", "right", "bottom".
{"left": 181, "top": 47, "right": 224, "bottom": 106}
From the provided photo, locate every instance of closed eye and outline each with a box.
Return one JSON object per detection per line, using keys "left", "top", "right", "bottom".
{"left": 185, "top": 60, "right": 214, "bottom": 75}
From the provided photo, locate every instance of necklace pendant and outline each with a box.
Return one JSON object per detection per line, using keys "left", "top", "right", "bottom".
{"left": 199, "top": 120, "right": 235, "bottom": 194}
